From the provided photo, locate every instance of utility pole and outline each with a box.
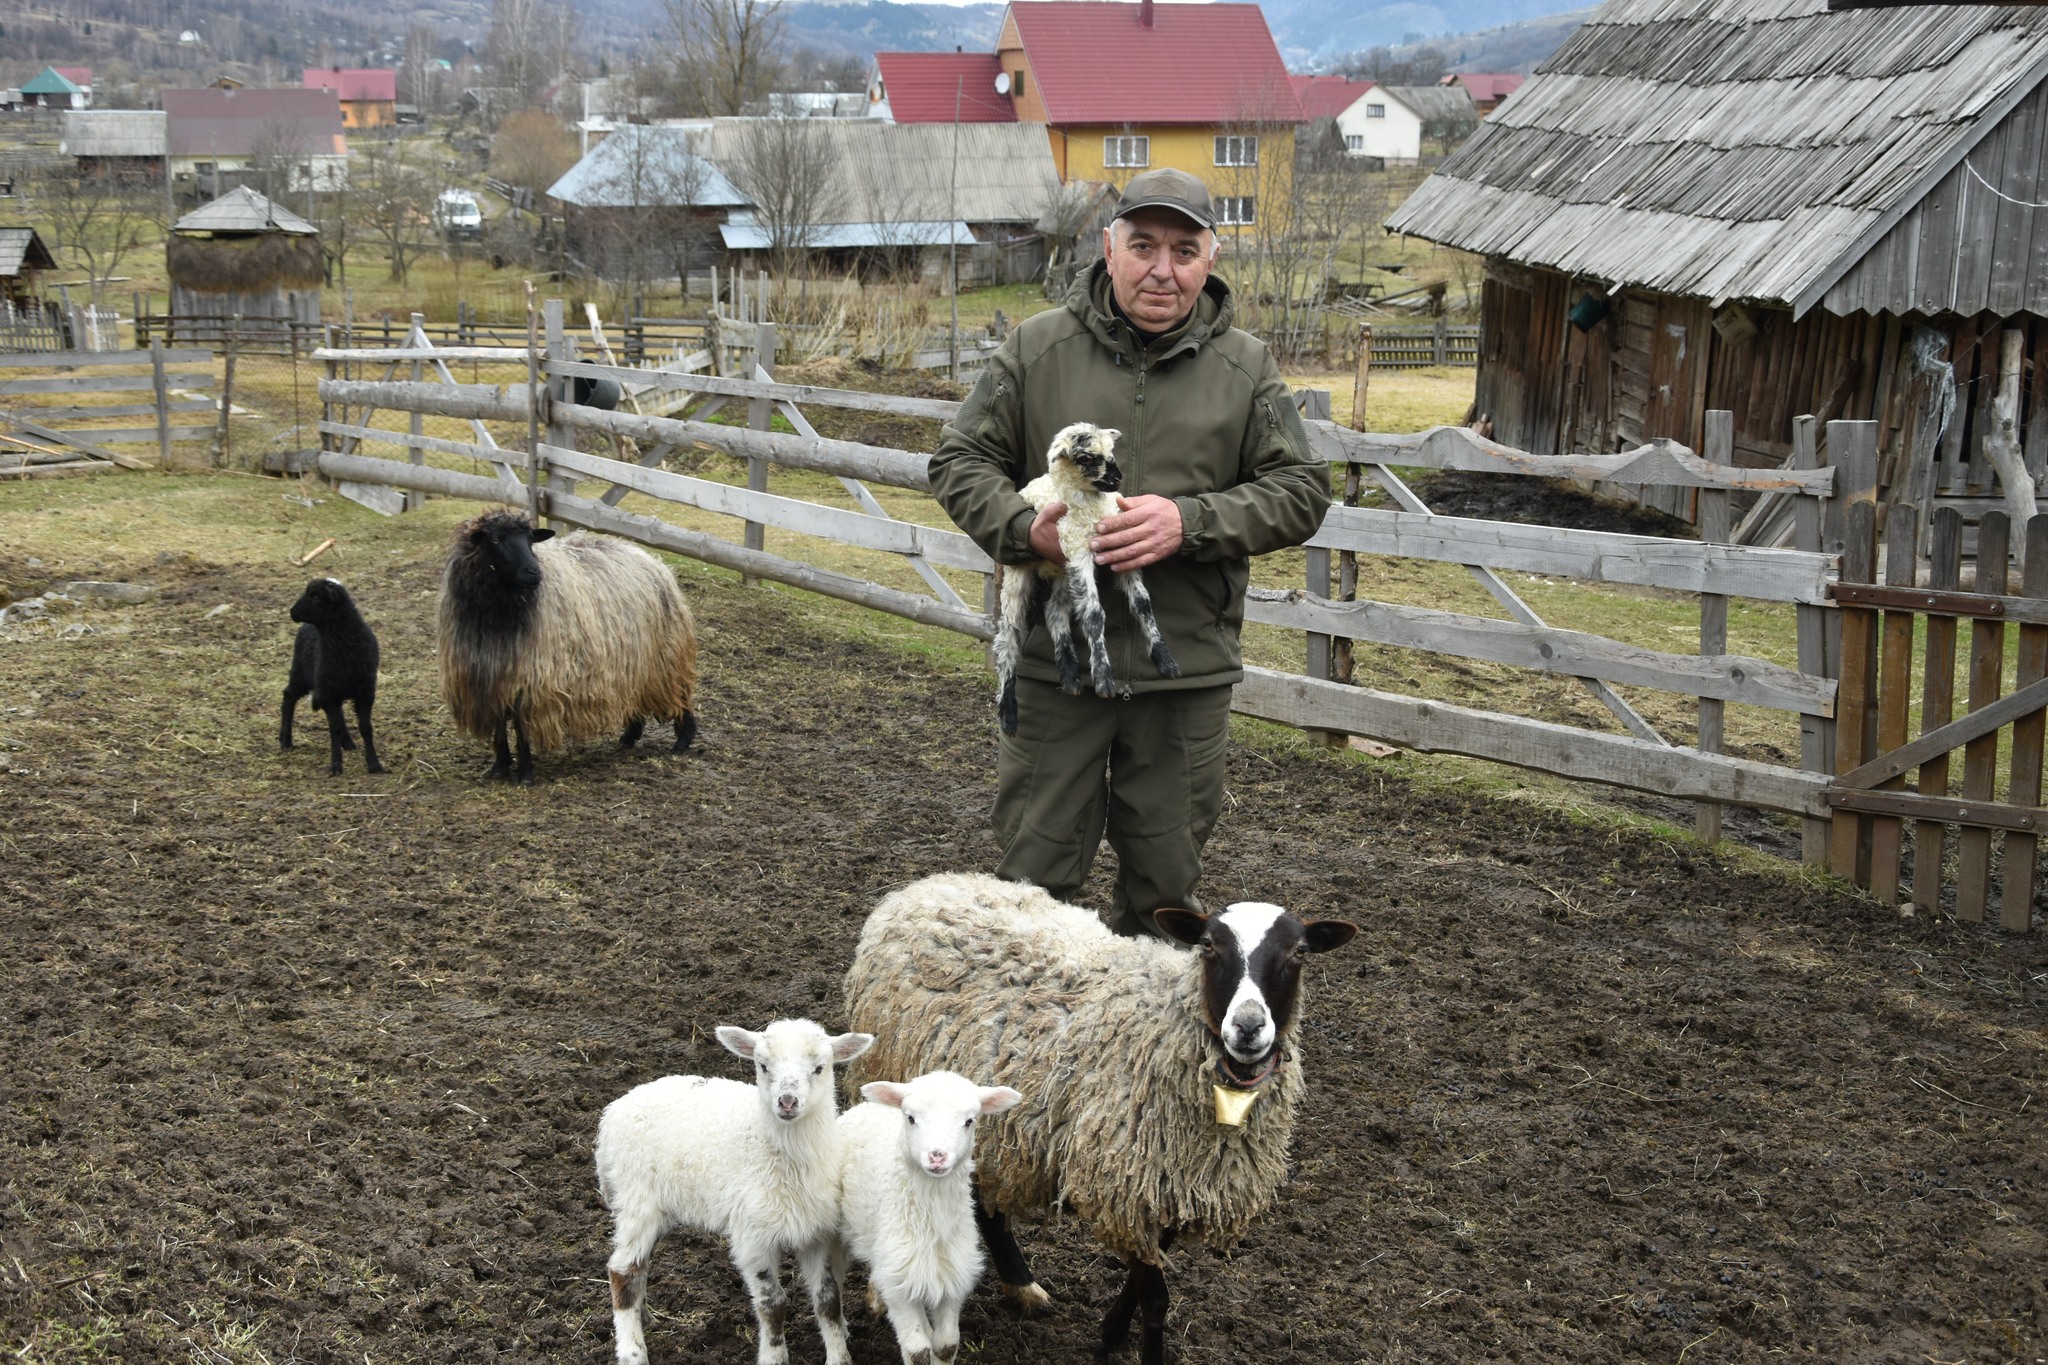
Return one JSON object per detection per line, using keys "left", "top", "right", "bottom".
{"left": 949, "top": 74, "right": 961, "bottom": 381}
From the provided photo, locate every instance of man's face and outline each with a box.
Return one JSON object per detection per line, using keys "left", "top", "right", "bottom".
{"left": 1102, "top": 208, "right": 1215, "bottom": 332}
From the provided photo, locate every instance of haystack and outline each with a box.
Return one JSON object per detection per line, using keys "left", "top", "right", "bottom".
{"left": 167, "top": 186, "right": 322, "bottom": 340}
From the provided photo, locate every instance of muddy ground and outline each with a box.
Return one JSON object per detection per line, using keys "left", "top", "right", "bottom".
{"left": 2, "top": 522, "right": 2045, "bottom": 1365}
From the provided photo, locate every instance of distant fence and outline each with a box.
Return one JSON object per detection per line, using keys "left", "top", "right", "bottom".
{"left": 0, "top": 344, "right": 217, "bottom": 475}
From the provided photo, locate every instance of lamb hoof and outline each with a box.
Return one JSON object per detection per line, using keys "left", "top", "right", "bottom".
{"left": 366, "top": 760, "right": 386, "bottom": 775}
{"left": 1151, "top": 645, "right": 1180, "bottom": 679}
{"left": 673, "top": 712, "right": 698, "bottom": 752}
{"left": 1000, "top": 1281, "right": 1052, "bottom": 1316}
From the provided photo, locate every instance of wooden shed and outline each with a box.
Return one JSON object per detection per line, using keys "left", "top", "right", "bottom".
{"left": 1385, "top": 0, "right": 2048, "bottom": 543}
{"left": 0, "top": 227, "right": 57, "bottom": 310}
{"left": 166, "top": 187, "right": 322, "bottom": 341}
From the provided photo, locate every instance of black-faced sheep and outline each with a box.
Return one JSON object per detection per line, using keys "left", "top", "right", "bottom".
{"left": 595, "top": 1020, "right": 875, "bottom": 1365}
{"left": 994, "top": 422, "right": 1178, "bottom": 733}
{"left": 438, "top": 508, "right": 698, "bottom": 783}
{"left": 280, "top": 577, "right": 384, "bottom": 776}
{"left": 843, "top": 872, "right": 1356, "bottom": 1365}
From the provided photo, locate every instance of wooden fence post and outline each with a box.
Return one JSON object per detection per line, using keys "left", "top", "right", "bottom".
{"left": 1432, "top": 315, "right": 1448, "bottom": 366}
{"left": 1911, "top": 507, "right": 1963, "bottom": 913}
{"left": 1828, "top": 420, "right": 1881, "bottom": 881}
{"left": 742, "top": 320, "right": 778, "bottom": 586}
{"left": 1956, "top": 512, "right": 2011, "bottom": 922}
{"left": 406, "top": 311, "right": 425, "bottom": 513}
{"left": 1791, "top": 415, "right": 1830, "bottom": 865}
{"left": 2001, "top": 514, "right": 2048, "bottom": 931}
{"left": 150, "top": 339, "right": 171, "bottom": 468}
{"left": 1696, "top": 409, "right": 1732, "bottom": 844}
{"left": 217, "top": 313, "right": 240, "bottom": 469}
{"left": 544, "top": 298, "right": 573, "bottom": 511}
{"left": 1336, "top": 325, "right": 1372, "bottom": 688}
{"left": 1869, "top": 504, "right": 1919, "bottom": 904}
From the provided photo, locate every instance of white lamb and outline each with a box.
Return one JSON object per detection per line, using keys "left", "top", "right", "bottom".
{"left": 836, "top": 1071, "right": 1023, "bottom": 1365}
{"left": 594, "top": 1019, "right": 875, "bottom": 1365}
{"left": 994, "top": 422, "right": 1179, "bottom": 733}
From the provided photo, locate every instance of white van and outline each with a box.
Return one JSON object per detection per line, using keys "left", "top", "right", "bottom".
{"left": 435, "top": 189, "right": 484, "bottom": 242}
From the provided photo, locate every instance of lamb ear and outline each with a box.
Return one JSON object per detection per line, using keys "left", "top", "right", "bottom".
{"left": 1151, "top": 908, "right": 1208, "bottom": 946}
{"left": 1302, "top": 919, "right": 1359, "bottom": 953}
{"left": 979, "top": 1086, "right": 1024, "bottom": 1115}
{"left": 861, "top": 1081, "right": 908, "bottom": 1108}
{"left": 830, "top": 1031, "right": 875, "bottom": 1063}
{"left": 530, "top": 527, "right": 556, "bottom": 543}
{"left": 715, "top": 1025, "right": 760, "bottom": 1059}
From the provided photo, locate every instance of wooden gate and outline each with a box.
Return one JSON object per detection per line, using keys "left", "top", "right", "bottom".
{"left": 1826, "top": 504, "right": 2048, "bottom": 929}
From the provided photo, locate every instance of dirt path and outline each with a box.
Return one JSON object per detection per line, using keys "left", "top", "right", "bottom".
{"left": 1, "top": 543, "right": 2043, "bottom": 1364}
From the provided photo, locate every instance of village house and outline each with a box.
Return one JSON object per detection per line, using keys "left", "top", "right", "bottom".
{"left": 61, "top": 110, "right": 166, "bottom": 182}
{"left": 867, "top": 52, "right": 1019, "bottom": 124}
{"left": 161, "top": 87, "right": 347, "bottom": 201}
{"left": 301, "top": 68, "right": 397, "bottom": 130}
{"left": 1441, "top": 72, "right": 1524, "bottom": 117}
{"left": 1385, "top": 0, "right": 2048, "bottom": 537}
{"left": 21, "top": 66, "right": 90, "bottom": 110}
{"left": 0, "top": 226, "right": 56, "bottom": 310}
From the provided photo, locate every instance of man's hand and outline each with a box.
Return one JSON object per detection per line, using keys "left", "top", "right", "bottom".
{"left": 1090, "top": 495, "right": 1183, "bottom": 571}
{"left": 1028, "top": 501, "right": 1069, "bottom": 563}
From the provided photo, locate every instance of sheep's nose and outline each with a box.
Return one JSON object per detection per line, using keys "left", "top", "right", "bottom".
{"left": 775, "top": 1094, "right": 800, "bottom": 1119}
{"left": 1099, "top": 466, "right": 1122, "bottom": 491}
{"left": 924, "top": 1151, "right": 951, "bottom": 1174}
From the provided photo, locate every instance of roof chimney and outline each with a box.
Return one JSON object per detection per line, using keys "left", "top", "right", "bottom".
{"left": 1140, "top": 0, "right": 1153, "bottom": 26}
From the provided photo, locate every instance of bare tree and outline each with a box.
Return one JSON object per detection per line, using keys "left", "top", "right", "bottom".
{"left": 582, "top": 127, "right": 714, "bottom": 301}
{"left": 348, "top": 141, "right": 435, "bottom": 282}
{"left": 486, "top": 0, "right": 573, "bottom": 111}
{"left": 402, "top": 23, "right": 447, "bottom": 115}
{"left": 724, "top": 116, "right": 844, "bottom": 282}
{"left": 247, "top": 116, "right": 312, "bottom": 209}
{"left": 488, "top": 108, "right": 580, "bottom": 200}
{"left": 1335, "top": 43, "right": 1450, "bottom": 85}
{"left": 666, "top": 0, "right": 785, "bottom": 116}
{"left": 34, "top": 168, "right": 162, "bottom": 306}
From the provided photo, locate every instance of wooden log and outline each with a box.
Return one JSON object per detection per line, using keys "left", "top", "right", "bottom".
{"left": 0, "top": 415, "right": 150, "bottom": 468}
{"left": 743, "top": 322, "right": 776, "bottom": 579}
{"left": 1231, "top": 668, "right": 1828, "bottom": 817}
{"left": 0, "top": 347, "right": 212, "bottom": 367}
{"left": 548, "top": 356, "right": 961, "bottom": 421}
{"left": 2001, "top": 514, "right": 2048, "bottom": 931}
{"left": 1871, "top": 505, "right": 1919, "bottom": 905}
{"left": 315, "top": 450, "right": 528, "bottom": 504}
{"left": 150, "top": 340, "right": 170, "bottom": 466}
{"left": 1698, "top": 410, "right": 1732, "bottom": 844}
{"left": 557, "top": 402, "right": 936, "bottom": 490}
{"left": 1793, "top": 415, "right": 1832, "bottom": 864}
{"left": 311, "top": 345, "right": 531, "bottom": 362}
{"left": 1956, "top": 511, "right": 2011, "bottom": 921}
{"left": 316, "top": 378, "right": 534, "bottom": 423}
{"left": 1912, "top": 508, "right": 1964, "bottom": 914}
{"left": 1304, "top": 422, "right": 1835, "bottom": 493}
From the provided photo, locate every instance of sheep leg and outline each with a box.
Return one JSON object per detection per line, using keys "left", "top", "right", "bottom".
{"left": 605, "top": 1223, "right": 659, "bottom": 1365}
{"left": 731, "top": 1235, "right": 793, "bottom": 1365}
{"left": 874, "top": 1284, "right": 935, "bottom": 1365}
{"left": 510, "top": 707, "right": 535, "bottom": 786}
{"left": 929, "top": 1294, "right": 965, "bottom": 1365}
{"left": 973, "top": 1191, "right": 1049, "bottom": 1314}
{"left": 321, "top": 705, "right": 352, "bottom": 777}
{"left": 994, "top": 570, "right": 1032, "bottom": 733}
{"left": 620, "top": 718, "right": 645, "bottom": 749}
{"left": 490, "top": 713, "right": 514, "bottom": 781}
{"left": 796, "top": 1239, "right": 853, "bottom": 1365}
{"left": 1063, "top": 559, "right": 1114, "bottom": 698}
{"left": 1114, "top": 570, "right": 1180, "bottom": 679}
{"left": 1098, "top": 1230, "right": 1175, "bottom": 1362}
{"left": 1043, "top": 578, "right": 1086, "bottom": 695}
{"left": 279, "top": 684, "right": 304, "bottom": 750}
{"left": 673, "top": 709, "right": 697, "bottom": 751}
{"left": 353, "top": 699, "right": 384, "bottom": 774}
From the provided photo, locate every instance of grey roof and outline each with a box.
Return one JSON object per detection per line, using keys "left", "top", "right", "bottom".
{"left": 548, "top": 124, "right": 748, "bottom": 209}
{"left": 0, "top": 227, "right": 56, "bottom": 276}
{"left": 1380, "top": 85, "right": 1475, "bottom": 126}
{"left": 552, "top": 118, "right": 1059, "bottom": 226}
{"left": 1384, "top": 0, "right": 2048, "bottom": 315}
{"left": 719, "top": 219, "right": 972, "bottom": 250}
{"left": 172, "top": 186, "right": 318, "bottom": 236}
{"left": 62, "top": 110, "right": 166, "bottom": 158}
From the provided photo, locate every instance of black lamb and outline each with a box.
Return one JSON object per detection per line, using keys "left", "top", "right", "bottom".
{"left": 281, "top": 577, "right": 385, "bottom": 776}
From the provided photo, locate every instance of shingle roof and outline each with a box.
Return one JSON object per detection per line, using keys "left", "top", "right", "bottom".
{"left": 162, "top": 87, "right": 346, "bottom": 157}
{"left": 1384, "top": 0, "right": 2048, "bottom": 313}
{"left": 1007, "top": 2, "right": 1302, "bottom": 125}
{"left": 546, "top": 124, "right": 749, "bottom": 208}
{"left": 62, "top": 110, "right": 166, "bottom": 158}
{"left": 1290, "top": 75, "right": 1374, "bottom": 122}
{"left": 172, "top": 186, "right": 318, "bottom": 235}
{"left": 874, "top": 53, "right": 1016, "bottom": 123}
{"left": 0, "top": 227, "right": 56, "bottom": 276}
{"left": 303, "top": 68, "right": 398, "bottom": 103}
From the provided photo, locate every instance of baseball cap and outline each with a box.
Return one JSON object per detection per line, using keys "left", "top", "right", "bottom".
{"left": 1112, "top": 168, "right": 1216, "bottom": 230}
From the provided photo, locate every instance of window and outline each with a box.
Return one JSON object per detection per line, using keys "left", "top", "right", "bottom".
{"left": 1012, "top": 68, "right": 1027, "bottom": 99}
{"left": 1366, "top": 103, "right": 1386, "bottom": 118}
{"left": 1344, "top": 134, "right": 1364, "bottom": 153}
{"left": 1214, "top": 134, "right": 1258, "bottom": 167}
{"left": 1103, "top": 135, "right": 1149, "bottom": 169}
{"left": 1216, "top": 195, "right": 1255, "bottom": 225}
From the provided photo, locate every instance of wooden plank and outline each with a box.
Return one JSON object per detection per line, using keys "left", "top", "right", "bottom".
{"left": 150, "top": 340, "right": 171, "bottom": 467}
{"left": 1913, "top": 508, "right": 1964, "bottom": 915}
{"left": 0, "top": 371, "right": 212, "bottom": 396}
{"left": 317, "top": 378, "right": 534, "bottom": 423}
{"left": 311, "top": 345, "right": 531, "bottom": 362}
{"left": 542, "top": 444, "right": 993, "bottom": 572}
{"left": 1244, "top": 588, "right": 1831, "bottom": 712}
{"left": 315, "top": 450, "right": 528, "bottom": 504}
{"left": 1870, "top": 506, "right": 1920, "bottom": 904}
{"left": 319, "top": 420, "right": 521, "bottom": 469}
{"left": 1956, "top": 511, "right": 2011, "bottom": 921}
{"left": 550, "top": 356, "right": 961, "bottom": 421}
{"left": 0, "top": 415, "right": 151, "bottom": 467}
{"left": 0, "top": 347, "right": 211, "bottom": 368}
{"left": 1792, "top": 416, "right": 1832, "bottom": 865}
{"left": 558, "top": 402, "right": 937, "bottom": 491}
{"left": 2002, "top": 515, "right": 2048, "bottom": 931}
{"left": 23, "top": 400, "right": 216, "bottom": 422}
{"left": 1231, "top": 667, "right": 1828, "bottom": 817}
{"left": 1826, "top": 788, "right": 2048, "bottom": 835}
{"left": 1697, "top": 410, "right": 1732, "bottom": 843}
{"left": 548, "top": 491, "right": 992, "bottom": 640}
{"left": 1307, "top": 505, "right": 1834, "bottom": 604}
{"left": 1306, "top": 422, "right": 1835, "bottom": 494}
{"left": 34, "top": 425, "right": 212, "bottom": 445}
{"left": 0, "top": 457, "right": 118, "bottom": 478}
{"left": 1832, "top": 500, "right": 1879, "bottom": 881}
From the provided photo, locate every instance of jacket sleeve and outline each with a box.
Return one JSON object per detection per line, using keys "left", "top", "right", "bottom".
{"left": 1173, "top": 351, "right": 1332, "bottom": 562}
{"left": 929, "top": 339, "right": 1040, "bottom": 566}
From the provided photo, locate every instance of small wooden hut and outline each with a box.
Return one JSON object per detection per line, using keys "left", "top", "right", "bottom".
{"left": 1385, "top": 0, "right": 2048, "bottom": 545}
{"left": 166, "top": 186, "right": 322, "bottom": 342}
{"left": 0, "top": 227, "right": 57, "bottom": 310}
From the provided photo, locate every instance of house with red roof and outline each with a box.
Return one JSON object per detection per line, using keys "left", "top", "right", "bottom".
{"left": 1441, "top": 72, "right": 1524, "bottom": 116}
{"left": 303, "top": 68, "right": 397, "bottom": 129}
{"left": 877, "top": 0, "right": 1303, "bottom": 233}
{"left": 163, "top": 88, "right": 348, "bottom": 200}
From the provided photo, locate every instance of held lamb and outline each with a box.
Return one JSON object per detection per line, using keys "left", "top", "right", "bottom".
{"left": 279, "top": 577, "right": 383, "bottom": 776}
{"left": 438, "top": 508, "right": 698, "bottom": 783}
{"left": 594, "top": 1019, "right": 875, "bottom": 1365}
{"left": 836, "top": 1071, "right": 1023, "bottom": 1365}
{"left": 993, "top": 422, "right": 1178, "bottom": 733}
{"left": 843, "top": 872, "right": 1356, "bottom": 1365}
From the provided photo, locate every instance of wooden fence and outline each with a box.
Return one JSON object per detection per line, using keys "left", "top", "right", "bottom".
{"left": 0, "top": 344, "right": 217, "bottom": 475}
{"left": 305, "top": 321, "right": 2048, "bottom": 931}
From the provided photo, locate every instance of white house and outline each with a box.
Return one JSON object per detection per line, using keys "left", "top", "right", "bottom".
{"left": 1289, "top": 77, "right": 1477, "bottom": 164}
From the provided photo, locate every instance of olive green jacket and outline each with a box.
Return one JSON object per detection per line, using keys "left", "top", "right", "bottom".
{"left": 931, "top": 261, "right": 1331, "bottom": 692}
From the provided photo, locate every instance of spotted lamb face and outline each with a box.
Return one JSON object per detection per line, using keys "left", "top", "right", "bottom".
{"left": 1048, "top": 422, "right": 1123, "bottom": 494}
{"left": 1153, "top": 903, "right": 1359, "bottom": 1068}
{"left": 718, "top": 1019, "right": 875, "bottom": 1123}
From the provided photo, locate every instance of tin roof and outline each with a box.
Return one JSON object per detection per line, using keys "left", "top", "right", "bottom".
{"left": 302, "top": 68, "right": 398, "bottom": 103}
{"left": 172, "top": 186, "right": 319, "bottom": 236}
{"left": 62, "top": 110, "right": 166, "bottom": 158}
{"left": 1005, "top": 2, "right": 1303, "bottom": 125}
{"left": 21, "top": 67, "right": 82, "bottom": 96}
{"left": 547, "top": 124, "right": 749, "bottom": 208}
{"left": 162, "top": 87, "right": 346, "bottom": 158}
{"left": 874, "top": 53, "right": 1016, "bottom": 123}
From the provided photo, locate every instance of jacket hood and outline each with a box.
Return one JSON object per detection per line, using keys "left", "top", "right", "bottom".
{"left": 1066, "top": 258, "right": 1235, "bottom": 355}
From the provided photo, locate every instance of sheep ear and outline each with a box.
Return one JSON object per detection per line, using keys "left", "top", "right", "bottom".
{"left": 1302, "top": 919, "right": 1359, "bottom": 953}
{"left": 715, "top": 1026, "right": 760, "bottom": 1059}
{"left": 1151, "top": 908, "right": 1208, "bottom": 946}
{"left": 530, "top": 528, "right": 556, "bottom": 544}
{"left": 979, "top": 1086, "right": 1024, "bottom": 1115}
{"left": 830, "top": 1032, "right": 875, "bottom": 1063}
{"left": 861, "top": 1081, "right": 908, "bottom": 1108}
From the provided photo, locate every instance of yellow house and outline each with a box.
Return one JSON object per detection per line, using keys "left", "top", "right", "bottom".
{"left": 991, "top": 0, "right": 1304, "bottom": 235}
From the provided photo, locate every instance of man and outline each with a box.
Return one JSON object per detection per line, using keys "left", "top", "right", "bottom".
{"left": 930, "top": 167, "right": 1330, "bottom": 938}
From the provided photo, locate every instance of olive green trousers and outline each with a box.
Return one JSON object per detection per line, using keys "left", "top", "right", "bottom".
{"left": 993, "top": 677, "right": 1234, "bottom": 938}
